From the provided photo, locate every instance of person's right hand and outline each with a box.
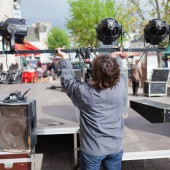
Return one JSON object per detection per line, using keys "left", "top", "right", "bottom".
{"left": 56, "top": 48, "right": 68, "bottom": 59}
{"left": 119, "top": 51, "right": 128, "bottom": 58}
{"left": 110, "top": 51, "right": 127, "bottom": 58}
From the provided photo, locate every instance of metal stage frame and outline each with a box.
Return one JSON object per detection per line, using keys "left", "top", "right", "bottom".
{"left": 0, "top": 47, "right": 167, "bottom": 55}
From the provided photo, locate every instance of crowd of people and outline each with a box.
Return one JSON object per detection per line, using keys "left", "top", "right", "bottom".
{"left": 22, "top": 58, "right": 60, "bottom": 81}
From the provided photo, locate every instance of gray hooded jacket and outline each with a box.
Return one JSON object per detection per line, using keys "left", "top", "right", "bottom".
{"left": 59, "top": 57, "right": 126, "bottom": 156}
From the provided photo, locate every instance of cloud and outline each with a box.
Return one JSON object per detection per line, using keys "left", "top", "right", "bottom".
{"left": 21, "top": 0, "right": 70, "bottom": 29}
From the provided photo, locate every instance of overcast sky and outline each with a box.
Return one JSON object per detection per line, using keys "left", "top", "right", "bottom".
{"left": 21, "top": 0, "right": 70, "bottom": 29}
{"left": 21, "top": 0, "right": 152, "bottom": 30}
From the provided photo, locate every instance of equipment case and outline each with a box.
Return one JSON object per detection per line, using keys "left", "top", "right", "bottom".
{"left": 130, "top": 99, "right": 170, "bottom": 123}
{"left": 143, "top": 68, "right": 170, "bottom": 97}
{"left": 0, "top": 152, "right": 33, "bottom": 170}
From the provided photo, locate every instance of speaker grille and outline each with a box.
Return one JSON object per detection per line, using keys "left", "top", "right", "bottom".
{"left": 1, "top": 119, "right": 28, "bottom": 149}
{"left": 0, "top": 105, "right": 28, "bottom": 151}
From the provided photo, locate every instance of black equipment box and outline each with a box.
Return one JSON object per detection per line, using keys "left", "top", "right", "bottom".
{"left": 130, "top": 99, "right": 170, "bottom": 123}
{"left": 150, "top": 68, "right": 170, "bottom": 82}
{"left": 143, "top": 81, "right": 167, "bottom": 96}
{"left": 143, "top": 68, "right": 170, "bottom": 97}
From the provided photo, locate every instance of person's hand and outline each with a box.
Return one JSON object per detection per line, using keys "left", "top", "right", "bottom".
{"left": 110, "top": 51, "right": 127, "bottom": 58}
{"left": 111, "top": 46, "right": 128, "bottom": 58}
{"left": 56, "top": 48, "right": 68, "bottom": 59}
{"left": 119, "top": 51, "right": 128, "bottom": 58}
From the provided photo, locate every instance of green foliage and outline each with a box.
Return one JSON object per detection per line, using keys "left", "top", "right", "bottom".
{"left": 124, "top": 0, "right": 170, "bottom": 67}
{"left": 47, "top": 27, "right": 70, "bottom": 49}
{"left": 125, "top": 0, "right": 170, "bottom": 29}
{"left": 66, "top": 0, "right": 127, "bottom": 47}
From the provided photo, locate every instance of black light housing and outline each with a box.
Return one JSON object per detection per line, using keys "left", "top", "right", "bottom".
{"left": 96, "top": 18, "right": 122, "bottom": 45}
{"left": 144, "top": 19, "right": 169, "bottom": 46}
{"left": 0, "top": 18, "right": 28, "bottom": 50}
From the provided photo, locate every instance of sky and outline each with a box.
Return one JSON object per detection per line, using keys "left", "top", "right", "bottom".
{"left": 21, "top": 0, "right": 70, "bottom": 29}
{"left": 20, "top": 0, "right": 156, "bottom": 30}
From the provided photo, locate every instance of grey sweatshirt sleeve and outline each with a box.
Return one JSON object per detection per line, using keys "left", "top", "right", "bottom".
{"left": 59, "top": 58, "right": 85, "bottom": 108}
{"left": 115, "top": 56, "right": 128, "bottom": 115}
{"left": 115, "top": 56, "right": 126, "bottom": 78}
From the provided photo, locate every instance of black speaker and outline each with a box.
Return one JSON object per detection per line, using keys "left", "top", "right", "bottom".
{"left": 0, "top": 100, "right": 37, "bottom": 152}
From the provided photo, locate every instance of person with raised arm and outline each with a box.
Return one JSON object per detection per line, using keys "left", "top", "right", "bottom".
{"left": 56, "top": 48, "right": 126, "bottom": 170}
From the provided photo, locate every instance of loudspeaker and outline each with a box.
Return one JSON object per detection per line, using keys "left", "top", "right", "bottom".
{"left": 0, "top": 100, "right": 37, "bottom": 152}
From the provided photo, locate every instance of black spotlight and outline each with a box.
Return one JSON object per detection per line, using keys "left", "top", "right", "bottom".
{"left": 96, "top": 18, "right": 122, "bottom": 45}
{"left": 0, "top": 18, "right": 28, "bottom": 50}
{"left": 144, "top": 19, "right": 169, "bottom": 45}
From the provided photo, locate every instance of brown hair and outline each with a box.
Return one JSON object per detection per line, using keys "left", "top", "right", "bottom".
{"left": 91, "top": 54, "right": 120, "bottom": 89}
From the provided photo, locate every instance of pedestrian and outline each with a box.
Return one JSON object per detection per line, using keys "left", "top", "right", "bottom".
{"left": 56, "top": 48, "right": 126, "bottom": 170}
{"left": 131, "top": 59, "right": 142, "bottom": 96}
{"left": 36, "top": 58, "right": 42, "bottom": 68}
{"left": 42, "top": 63, "right": 48, "bottom": 78}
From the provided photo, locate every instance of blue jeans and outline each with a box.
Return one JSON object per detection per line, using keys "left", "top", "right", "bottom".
{"left": 80, "top": 150, "right": 123, "bottom": 170}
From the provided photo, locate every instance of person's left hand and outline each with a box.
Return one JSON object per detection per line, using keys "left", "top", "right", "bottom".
{"left": 56, "top": 48, "right": 68, "bottom": 59}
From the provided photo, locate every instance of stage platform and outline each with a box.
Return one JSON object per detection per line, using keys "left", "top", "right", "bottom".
{"left": 0, "top": 83, "right": 170, "bottom": 169}
{"left": 0, "top": 83, "right": 80, "bottom": 135}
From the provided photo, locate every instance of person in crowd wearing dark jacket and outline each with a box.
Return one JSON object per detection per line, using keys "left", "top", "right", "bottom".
{"left": 57, "top": 48, "right": 126, "bottom": 170}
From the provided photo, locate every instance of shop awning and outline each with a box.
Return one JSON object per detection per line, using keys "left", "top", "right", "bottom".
{"left": 15, "top": 41, "right": 41, "bottom": 56}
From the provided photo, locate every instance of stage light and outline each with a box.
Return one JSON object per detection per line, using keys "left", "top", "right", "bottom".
{"left": 0, "top": 18, "right": 28, "bottom": 50}
{"left": 144, "top": 19, "right": 169, "bottom": 46}
{"left": 96, "top": 18, "right": 122, "bottom": 45}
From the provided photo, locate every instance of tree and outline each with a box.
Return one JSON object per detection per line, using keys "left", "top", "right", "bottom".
{"left": 125, "top": 0, "right": 170, "bottom": 29}
{"left": 47, "top": 27, "right": 70, "bottom": 49}
{"left": 66, "top": 0, "right": 132, "bottom": 48}
{"left": 125, "top": 0, "right": 170, "bottom": 67}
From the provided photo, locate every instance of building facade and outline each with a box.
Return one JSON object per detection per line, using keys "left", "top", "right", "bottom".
{"left": 0, "top": 0, "right": 18, "bottom": 71}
